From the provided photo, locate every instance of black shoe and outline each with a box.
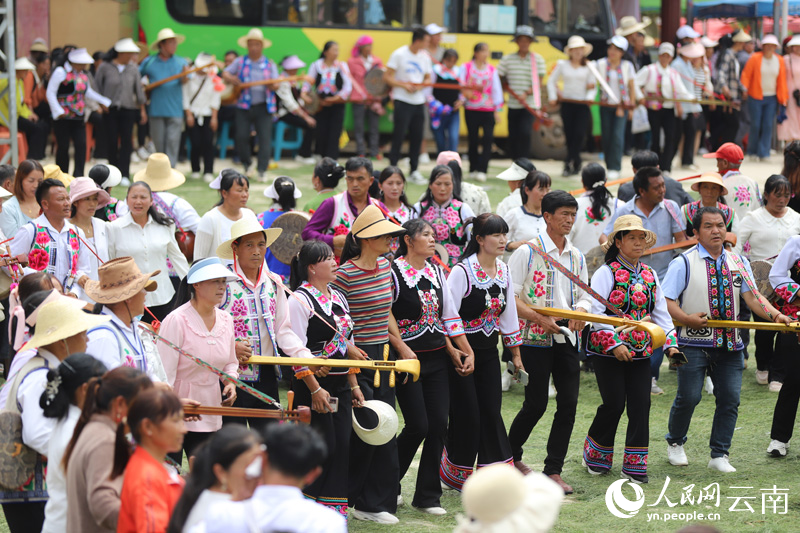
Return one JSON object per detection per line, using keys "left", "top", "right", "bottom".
{"left": 622, "top": 472, "right": 649, "bottom": 484}
{"left": 562, "top": 166, "right": 571, "bottom": 177}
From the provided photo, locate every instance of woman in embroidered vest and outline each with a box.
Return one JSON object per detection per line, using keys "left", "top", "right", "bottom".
{"left": 414, "top": 165, "right": 475, "bottom": 270}
{"left": 440, "top": 213, "right": 523, "bottom": 492}
{"left": 68, "top": 178, "right": 112, "bottom": 292}
{"left": 569, "top": 163, "right": 624, "bottom": 254}
{"left": 504, "top": 170, "right": 551, "bottom": 259}
{"left": 113, "top": 388, "right": 186, "bottom": 533}
{"left": 0, "top": 160, "right": 43, "bottom": 239}
{"left": 392, "top": 219, "right": 471, "bottom": 514}
{"left": 46, "top": 48, "right": 111, "bottom": 177}
{"left": 287, "top": 240, "right": 364, "bottom": 518}
{"left": 461, "top": 43, "right": 503, "bottom": 181}
{"left": 681, "top": 172, "right": 737, "bottom": 237}
{"left": 158, "top": 258, "right": 239, "bottom": 461}
{"left": 305, "top": 41, "right": 352, "bottom": 159}
{"left": 195, "top": 169, "right": 256, "bottom": 261}
{"left": 258, "top": 176, "right": 302, "bottom": 283}
{"left": 378, "top": 166, "right": 415, "bottom": 256}
{"left": 582, "top": 215, "right": 679, "bottom": 484}
{"left": 331, "top": 205, "right": 409, "bottom": 525}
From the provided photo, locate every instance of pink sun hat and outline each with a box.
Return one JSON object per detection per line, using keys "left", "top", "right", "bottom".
{"left": 69, "top": 177, "right": 112, "bottom": 208}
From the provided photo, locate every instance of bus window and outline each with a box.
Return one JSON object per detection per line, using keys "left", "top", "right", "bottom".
{"left": 459, "top": 0, "right": 516, "bottom": 34}
{"left": 314, "top": 0, "right": 359, "bottom": 25}
{"left": 363, "top": 0, "right": 420, "bottom": 28}
{"left": 167, "top": 0, "right": 265, "bottom": 24}
{"left": 527, "top": 0, "right": 609, "bottom": 36}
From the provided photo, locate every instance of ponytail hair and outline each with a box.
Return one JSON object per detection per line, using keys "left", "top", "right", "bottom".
{"left": 520, "top": 171, "right": 552, "bottom": 204}
{"left": 63, "top": 367, "right": 152, "bottom": 472}
{"left": 339, "top": 233, "right": 362, "bottom": 264}
{"left": 581, "top": 163, "right": 612, "bottom": 221}
{"left": 271, "top": 176, "right": 297, "bottom": 212}
{"left": 40, "top": 353, "right": 107, "bottom": 420}
{"left": 289, "top": 240, "right": 334, "bottom": 290}
{"left": 604, "top": 230, "right": 630, "bottom": 263}
{"left": 166, "top": 426, "right": 262, "bottom": 533}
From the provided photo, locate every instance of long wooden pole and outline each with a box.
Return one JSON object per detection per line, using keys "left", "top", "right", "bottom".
{"left": 144, "top": 63, "right": 207, "bottom": 92}
{"left": 182, "top": 405, "right": 312, "bottom": 424}
{"left": 673, "top": 319, "right": 800, "bottom": 333}
{"left": 246, "top": 355, "right": 421, "bottom": 383}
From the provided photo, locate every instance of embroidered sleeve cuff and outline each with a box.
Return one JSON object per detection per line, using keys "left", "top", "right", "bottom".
{"left": 443, "top": 317, "right": 466, "bottom": 337}
{"left": 775, "top": 283, "right": 800, "bottom": 303}
{"left": 502, "top": 329, "right": 523, "bottom": 347}
{"left": 665, "top": 330, "right": 678, "bottom": 349}
{"left": 348, "top": 367, "right": 361, "bottom": 374}
{"left": 293, "top": 368, "right": 313, "bottom": 379}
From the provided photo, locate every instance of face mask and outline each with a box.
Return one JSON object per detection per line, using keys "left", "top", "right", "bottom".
{"left": 133, "top": 314, "right": 143, "bottom": 323}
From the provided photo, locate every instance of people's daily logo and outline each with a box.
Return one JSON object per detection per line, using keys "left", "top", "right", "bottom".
{"left": 605, "top": 479, "right": 646, "bottom": 519}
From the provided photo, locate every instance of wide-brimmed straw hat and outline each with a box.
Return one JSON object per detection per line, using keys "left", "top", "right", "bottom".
{"left": 19, "top": 296, "right": 110, "bottom": 351}
{"left": 83, "top": 257, "right": 159, "bottom": 304}
{"left": 691, "top": 172, "right": 729, "bottom": 196}
{"left": 133, "top": 153, "right": 185, "bottom": 191}
{"left": 733, "top": 30, "right": 753, "bottom": 43}
{"left": 351, "top": 205, "right": 405, "bottom": 239}
{"left": 14, "top": 58, "right": 35, "bottom": 71}
{"left": 678, "top": 42, "right": 704, "bottom": 59}
{"left": 352, "top": 400, "right": 399, "bottom": 446}
{"left": 30, "top": 38, "right": 48, "bottom": 54}
{"left": 150, "top": 28, "right": 186, "bottom": 50}
{"left": 43, "top": 164, "right": 74, "bottom": 186}
{"left": 565, "top": 35, "right": 593, "bottom": 56}
{"left": 217, "top": 215, "right": 282, "bottom": 260}
{"left": 187, "top": 257, "right": 238, "bottom": 284}
{"left": 616, "top": 16, "right": 651, "bottom": 37}
{"left": 69, "top": 177, "right": 111, "bottom": 208}
{"left": 238, "top": 28, "right": 272, "bottom": 50}
{"left": 114, "top": 38, "right": 141, "bottom": 54}
{"left": 602, "top": 214, "right": 657, "bottom": 251}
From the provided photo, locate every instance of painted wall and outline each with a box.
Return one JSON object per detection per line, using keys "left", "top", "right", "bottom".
{"left": 15, "top": 0, "right": 49, "bottom": 56}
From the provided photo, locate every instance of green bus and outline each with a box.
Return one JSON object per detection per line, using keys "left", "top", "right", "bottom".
{"left": 139, "top": 0, "right": 614, "bottom": 159}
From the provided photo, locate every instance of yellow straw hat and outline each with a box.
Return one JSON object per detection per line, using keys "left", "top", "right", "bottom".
{"left": 602, "top": 214, "right": 657, "bottom": 251}
{"left": 83, "top": 257, "right": 160, "bottom": 304}
{"left": 237, "top": 28, "right": 272, "bottom": 50}
{"left": 217, "top": 214, "right": 282, "bottom": 260}
{"left": 19, "top": 296, "right": 110, "bottom": 352}
{"left": 150, "top": 28, "right": 186, "bottom": 50}
{"left": 351, "top": 205, "right": 406, "bottom": 239}
{"left": 690, "top": 172, "right": 728, "bottom": 196}
{"left": 133, "top": 153, "right": 186, "bottom": 191}
{"left": 42, "top": 164, "right": 74, "bottom": 186}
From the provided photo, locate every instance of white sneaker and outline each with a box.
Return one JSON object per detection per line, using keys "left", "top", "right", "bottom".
{"left": 755, "top": 370, "right": 769, "bottom": 385}
{"left": 130, "top": 151, "right": 141, "bottom": 163}
{"left": 705, "top": 376, "right": 714, "bottom": 395}
{"left": 294, "top": 155, "right": 317, "bottom": 165}
{"left": 145, "top": 141, "right": 156, "bottom": 154}
{"left": 769, "top": 381, "right": 783, "bottom": 392}
{"left": 708, "top": 455, "right": 736, "bottom": 472}
{"left": 414, "top": 506, "right": 446, "bottom": 515}
{"left": 667, "top": 443, "right": 689, "bottom": 466}
{"left": 137, "top": 146, "right": 151, "bottom": 160}
{"left": 120, "top": 177, "right": 131, "bottom": 187}
{"left": 501, "top": 371, "right": 513, "bottom": 392}
{"left": 767, "top": 440, "right": 789, "bottom": 457}
{"left": 548, "top": 377, "right": 556, "bottom": 398}
{"left": 681, "top": 164, "right": 700, "bottom": 171}
{"left": 608, "top": 170, "right": 621, "bottom": 179}
{"left": 350, "top": 509, "right": 400, "bottom": 524}
{"left": 441, "top": 481, "right": 454, "bottom": 491}
{"left": 475, "top": 172, "right": 487, "bottom": 182}
{"left": 203, "top": 173, "right": 215, "bottom": 183}
{"left": 651, "top": 378, "right": 664, "bottom": 395}
{"left": 418, "top": 152, "right": 431, "bottom": 164}
{"left": 408, "top": 170, "right": 427, "bottom": 185}
{"left": 397, "top": 494, "right": 404, "bottom": 506}
{"left": 190, "top": 171, "right": 200, "bottom": 180}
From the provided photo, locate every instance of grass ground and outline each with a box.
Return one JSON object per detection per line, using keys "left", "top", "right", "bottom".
{"left": 2, "top": 153, "right": 794, "bottom": 532}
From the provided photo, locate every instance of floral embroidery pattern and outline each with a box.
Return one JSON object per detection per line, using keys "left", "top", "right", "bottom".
{"left": 705, "top": 257, "right": 736, "bottom": 350}
{"left": 584, "top": 206, "right": 606, "bottom": 225}
{"left": 57, "top": 70, "right": 89, "bottom": 118}
{"left": 733, "top": 186, "right": 751, "bottom": 206}
{"left": 623, "top": 447, "right": 649, "bottom": 476}
{"left": 420, "top": 199, "right": 467, "bottom": 268}
{"left": 28, "top": 227, "right": 51, "bottom": 271}
{"left": 584, "top": 436, "right": 613, "bottom": 471}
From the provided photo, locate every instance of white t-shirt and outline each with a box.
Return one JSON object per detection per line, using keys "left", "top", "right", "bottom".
{"left": 761, "top": 55, "right": 780, "bottom": 96}
{"left": 387, "top": 45, "right": 432, "bottom": 105}
{"left": 184, "top": 490, "right": 231, "bottom": 533}
{"left": 42, "top": 405, "right": 81, "bottom": 533}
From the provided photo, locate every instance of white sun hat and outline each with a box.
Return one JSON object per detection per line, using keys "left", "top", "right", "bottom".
{"left": 352, "top": 400, "right": 399, "bottom": 446}
{"left": 68, "top": 48, "right": 94, "bottom": 65}
{"left": 186, "top": 257, "right": 238, "bottom": 284}
{"left": 114, "top": 38, "right": 141, "bottom": 54}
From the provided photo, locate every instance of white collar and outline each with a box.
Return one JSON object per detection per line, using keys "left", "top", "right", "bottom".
{"left": 37, "top": 348, "right": 61, "bottom": 368}
{"left": 35, "top": 213, "right": 73, "bottom": 234}
{"left": 394, "top": 256, "right": 440, "bottom": 290}
{"left": 539, "top": 231, "right": 574, "bottom": 255}
{"left": 119, "top": 212, "right": 153, "bottom": 228}
{"left": 101, "top": 306, "right": 136, "bottom": 334}
{"left": 465, "top": 254, "right": 507, "bottom": 288}
{"left": 299, "top": 282, "right": 346, "bottom": 316}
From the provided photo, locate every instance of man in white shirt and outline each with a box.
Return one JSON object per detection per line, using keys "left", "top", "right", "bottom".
{"left": 11, "top": 179, "right": 93, "bottom": 298}
{"left": 200, "top": 424, "right": 346, "bottom": 533}
{"left": 507, "top": 191, "right": 593, "bottom": 495}
{"left": 385, "top": 26, "right": 432, "bottom": 185}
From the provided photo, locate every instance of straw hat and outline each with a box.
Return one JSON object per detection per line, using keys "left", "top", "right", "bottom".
{"left": 565, "top": 35, "right": 593, "bottom": 56}
{"left": 216, "top": 215, "right": 282, "bottom": 260}
{"left": 30, "top": 38, "right": 48, "bottom": 54}
{"left": 457, "top": 465, "right": 564, "bottom": 533}
{"left": 114, "top": 38, "right": 141, "bottom": 54}
{"left": 352, "top": 400, "right": 399, "bottom": 446}
{"left": 237, "top": 28, "right": 272, "bottom": 50}
{"left": 616, "top": 16, "right": 651, "bottom": 37}
{"left": 351, "top": 205, "right": 405, "bottom": 239}
{"left": 150, "top": 28, "right": 186, "bottom": 50}
{"left": 186, "top": 257, "right": 238, "bottom": 284}
{"left": 19, "top": 296, "right": 110, "bottom": 352}
{"left": 691, "top": 172, "right": 729, "bottom": 196}
{"left": 0, "top": 185, "right": 11, "bottom": 199}
{"left": 733, "top": 30, "right": 753, "bottom": 43}
{"left": 83, "top": 257, "right": 159, "bottom": 304}
{"left": 69, "top": 177, "right": 111, "bottom": 208}
{"left": 762, "top": 34, "right": 780, "bottom": 47}
{"left": 602, "top": 214, "right": 657, "bottom": 251}
{"left": 43, "top": 164, "right": 74, "bottom": 186}
{"left": 133, "top": 153, "right": 185, "bottom": 191}
{"left": 14, "top": 57, "right": 35, "bottom": 71}
{"left": 194, "top": 52, "right": 217, "bottom": 70}
{"left": 67, "top": 48, "right": 94, "bottom": 65}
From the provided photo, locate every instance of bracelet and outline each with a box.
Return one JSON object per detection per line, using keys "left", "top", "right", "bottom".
{"left": 351, "top": 385, "right": 361, "bottom": 391}
{"left": 773, "top": 313, "right": 783, "bottom": 323}
{"left": 310, "top": 387, "right": 322, "bottom": 395}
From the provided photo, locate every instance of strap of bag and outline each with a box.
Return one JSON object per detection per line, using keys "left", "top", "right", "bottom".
{"left": 189, "top": 75, "right": 208, "bottom": 106}
{"left": 529, "top": 53, "right": 541, "bottom": 109}
{"left": 1, "top": 355, "right": 48, "bottom": 414}
{"left": 729, "top": 252, "right": 776, "bottom": 320}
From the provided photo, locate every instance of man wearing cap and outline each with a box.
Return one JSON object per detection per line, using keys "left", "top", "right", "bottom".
{"left": 84, "top": 257, "right": 167, "bottom": 382}
{"left": 385, "top": 26, "right": 433, "bottom": 184}
{"left": 616, "top": 16, "right": 652, "bottom": 71}
{"left": 0, "top": 58, "right": 49, "bottom": 160}
{"left": 223, "top": 28, "right": 279, "bottom": 179}
{"left": 276, "top": 55, "right": 316, "bottom": 164}
{"left": 703, "top": 142, "right": 762, "bottom": 221}
{"left": 140, "top": 28, "right": 188, "bottom": 167}
{"left": 495, "top": 158, "right": 535, "bottom": 219}
{"left": 662, "top": 206, "right": 790, "bottom": 473}
{"left": 635, "top": 42, "right": 694, "bottom": 174}
{"left": 498, "top": 26, "right": 547, "bottom": 160}
{"left": 11, "top": 179, "right": 93, "bottom": 298}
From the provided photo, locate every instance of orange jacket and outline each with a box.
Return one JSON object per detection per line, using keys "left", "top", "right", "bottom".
{"left": 116, "top": 447, "right": 184, "bottom": 533}
{"left": 741, "top": 52, "right": 789, "bottom": 105}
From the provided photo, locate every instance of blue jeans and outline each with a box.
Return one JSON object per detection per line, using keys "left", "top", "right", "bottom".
{"left": 747, "top": 95, "right": 777, "bottom": 158}
{"left": 432, "top": 112, "right": 460, "bottom": 153}
{"left": 600, "top": 107, "right": 626, "bottom": 171}
{"left": 665, "top": 347, "right": 744, "bottom": 458}
{"left": 650, "top": 347, "right": 664, "bottom": 380}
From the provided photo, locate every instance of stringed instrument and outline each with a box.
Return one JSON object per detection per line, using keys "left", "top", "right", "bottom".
{"left": 221, "top": 74, "right": 314, "bottom": 106}
{"left": 182, "top": 405, "right": 311, "bottom": 423}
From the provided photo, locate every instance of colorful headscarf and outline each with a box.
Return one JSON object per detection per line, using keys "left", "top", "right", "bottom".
{"left": 351, "top": 35, "right": 373, "bottom": 58}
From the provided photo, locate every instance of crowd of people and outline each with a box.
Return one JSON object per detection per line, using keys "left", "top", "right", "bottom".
{"left": 2, "top": 16, "right": 800, "bottom": 533}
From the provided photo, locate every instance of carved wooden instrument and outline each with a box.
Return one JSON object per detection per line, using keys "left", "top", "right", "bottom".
{"left": 246, "top": 354, "right": 420, "bottom": 386}
{"left": 530, "top": 306, "right": 667, "bottom": 349}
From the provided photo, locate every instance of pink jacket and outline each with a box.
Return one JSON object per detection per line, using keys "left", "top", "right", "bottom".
{"left": 347, "top": 54, "right": 384, "bottom": 103}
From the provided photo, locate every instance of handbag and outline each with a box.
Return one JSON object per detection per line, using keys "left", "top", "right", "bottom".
{"left": 0, "top": 356, "right": 47, "bottom": 490}
{"left": 631, "top": 104, "right": 651, "bottom": 133}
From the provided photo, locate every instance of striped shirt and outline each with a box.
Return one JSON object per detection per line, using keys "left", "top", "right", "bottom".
{"left": 497, "top": 51, "right": 546, "bottom": 109}
{"left": 332, "top": 257, "right": 392, "bottom": 345}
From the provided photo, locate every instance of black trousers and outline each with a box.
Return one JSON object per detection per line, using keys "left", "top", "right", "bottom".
{"left": 223, "top": 366, "right": 280, "bottom": 433}
{"left": 441, "top": 345, "right": 512, "bottom": 491}
{"left": 188, "top": 116, "right": 215, "bottom": 174}
{"left": 389, "top": 101, "right": 425, "bottom": 172}
{"left": 348, "top": 343, "right": 398, "bottom": 514}
{"left": 464, "top": 109, "right": 495, "bottom": 173}
{"left": 53, "top": 118, "right": 87, "bottom": 176}
{"left": 508, "top": 342, "right": 580, "bottom": 476}
{"left": 396, "top": 347, "right": 450, "bottom": 508}
{"left": 315, "top": 103, "right": 345, "bottom": 159}
{"left": 104, "top": 107, "right": 138, "bottom": 178}
{"left": 771, "top": 334, "right": 800, "bottom": 442}
{"left": 292, "top": 373, "right": 352, "bottom": 517}
{"left": 708, "top": 107, "right": 740, "bottom": 151}
{"left": 507, "top": 107, "right": 534, "bottom": 160}
{"left": 2, "top": 502, "right": 45, "bottom": 533}
{"left": 583, "top": 356, "right": 651, "bottom": 476}
{"left": 681, "top": 112, "right": 706, "bottom": 166}
{"left": 754, "top": 314, "right": 788, "bottom": 383}
{"left": 560, "top": 102, "right": 590, "bottom": 169}
{"left": 17, "top": 117, "right": 49, "bottom": 160}
{"left": 168, "top": 430, "right": 211, "bottom": 464}
{"left": 235, "top": 104, "right": 272, "bottom": 173}
{"left": 647, "top": 108, "right": 678, "bottom": 172}
{"left": 279, "top": 112, "right": 313, "bottom": 157}
{"left": 138, "top": 108, "right": 149, "bottom": 147}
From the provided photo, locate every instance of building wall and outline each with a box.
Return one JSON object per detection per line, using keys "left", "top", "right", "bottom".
{"left": 15, "top": 0, "right": 49, "bottom": 56}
